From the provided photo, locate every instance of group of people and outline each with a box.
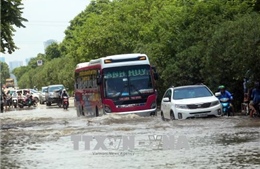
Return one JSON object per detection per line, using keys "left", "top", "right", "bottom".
{"left": 1, "top": 88, "right": 13, "bottom": 112}
{"left": 218, "top": 80, "right": 260, "bottom": 117}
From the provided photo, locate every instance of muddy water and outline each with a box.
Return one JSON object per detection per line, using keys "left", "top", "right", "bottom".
{"left": 1, "top": 104, "right": 260, "bottom": 169}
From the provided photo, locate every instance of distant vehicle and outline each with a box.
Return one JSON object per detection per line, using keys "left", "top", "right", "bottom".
{"left": 45, "top": 84, "right": 65, "bottom": 106}
{"left": 74, "top": 53, "right": 159, "bottom": 117}
{"left": 62, "top": 96, "right": 69, "bottom": 110}
{"left": 39, "top": 86, "right": 48, "bottom": 104}
{"left": 17, "top": 93, "right": 37, "bottom": 108}
{"left": 15, "top": 89, "right": 40, "bottom": 103}
{"left": 160, "top": 84, "right": 222, "bottom": 120}
{"left": 5, "top": 78, "right": 14, "bottom": 88}
{"left": 11, "top": 91, "right": 18, "bottom": 108}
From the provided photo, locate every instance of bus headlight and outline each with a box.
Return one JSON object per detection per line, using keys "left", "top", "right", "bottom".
{"left": 104, "top": 106, "right": 111, "bottom": 113}
{"left": 151, "top": 102, "right": 157, "bottom": 109}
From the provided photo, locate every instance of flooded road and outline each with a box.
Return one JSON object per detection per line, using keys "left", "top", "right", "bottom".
{"left": 1, "top": 101, "right": 260, "bottom": 169}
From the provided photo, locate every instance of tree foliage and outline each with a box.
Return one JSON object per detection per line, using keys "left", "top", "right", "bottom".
{"left": 0, "top": 0, "right": 28, "bottom": 54}
{"left": 13, "top": 0, "right": 260, "bottom": 109}
{"left": 0, "top": 61, "right": 10, "bottom": 85}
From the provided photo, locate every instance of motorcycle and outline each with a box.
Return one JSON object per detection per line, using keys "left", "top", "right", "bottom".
{"left": 18, "top": 95, "right": 37, "bottom": 108}
{"left": 219, "top": 97, "right": 233, "bottom": 116}
{"left": 215, "top": 92, "right": 233, "bottom": 116}
{"left": 62, "top": 96, "right": 69, "bottom": 110}
{"left": 12, "top": 97, "right": 18, "bottom": 108}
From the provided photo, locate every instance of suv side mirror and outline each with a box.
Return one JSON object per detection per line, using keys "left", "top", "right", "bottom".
{"left": 152, "top": 66, "right": 159, "bottom": 80}
{"left": 162, "top": 97, "right": 170, "bottom": 102}
{"left": 215, "top": 92, "right": 221, "bottom": 97}
{"left": 96, "top": 76, "right": 102, "bottom": 85}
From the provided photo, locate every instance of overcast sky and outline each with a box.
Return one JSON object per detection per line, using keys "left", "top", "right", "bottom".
{"left": 2, "top": 0, "right": 91, "bottom": 65}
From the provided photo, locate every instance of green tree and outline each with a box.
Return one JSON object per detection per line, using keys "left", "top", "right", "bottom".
{"left": 45, "top": 42, "right": 61, "bottom": 60}
{"left": 0, "top": 0, "right": 28, "bottom": 54}
{"left": 12, "top": 66, "right": 28, "bottom": 82}
{"left": 0, "top": 61, "right": 10, "bottom": 86}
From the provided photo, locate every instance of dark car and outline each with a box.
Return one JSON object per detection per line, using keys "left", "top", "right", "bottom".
{"left": 45, "top": 84, "right": 65, "bottom": 106}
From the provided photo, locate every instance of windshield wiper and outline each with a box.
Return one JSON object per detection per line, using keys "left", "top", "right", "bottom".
{"left": 130, "top": 84, "right": 143, "bottom": 97}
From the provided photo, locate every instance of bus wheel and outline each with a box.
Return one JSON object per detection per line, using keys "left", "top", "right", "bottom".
{"left": 95, "top": 107, "right": 99, "bottom": 117}
{"left": 81, "top": 106, "right": 85, "bottom": 116}
{"left": 150, "top": 111, "right": 157, "bottom": 116}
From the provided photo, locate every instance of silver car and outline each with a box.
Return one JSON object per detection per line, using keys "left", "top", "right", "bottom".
{"left": 39, "top": 86, "right": 48, "bottom": 104}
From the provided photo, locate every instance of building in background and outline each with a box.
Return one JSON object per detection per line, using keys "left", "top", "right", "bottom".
{"left": 25, "top": 58, "right": 33, "bottom": 66}
{"left": 0, "top": 57, "right": 5, "bottom": 62}
{"left": 44, "top": 39, "right": 57, "bottom": 50}
{"left": 9, "top": 61, "right": 23, "bottom": 72}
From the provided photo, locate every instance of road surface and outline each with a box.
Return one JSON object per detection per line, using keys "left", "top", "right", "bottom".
{"left": 1, "top": 101, "right": 260, "bottom": 169}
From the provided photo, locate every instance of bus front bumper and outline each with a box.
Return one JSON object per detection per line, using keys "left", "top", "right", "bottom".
{"left": 106, "top": 108, "right": 157, "bottom": 116}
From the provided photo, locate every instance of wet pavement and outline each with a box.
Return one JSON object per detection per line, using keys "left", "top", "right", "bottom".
{"left": 0, "top": 101, "right": 260, "bottom": 169}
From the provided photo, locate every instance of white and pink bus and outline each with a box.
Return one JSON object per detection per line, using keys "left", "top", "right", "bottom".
{"left": 74, "top": 53, "right": 158, "bottom": 117}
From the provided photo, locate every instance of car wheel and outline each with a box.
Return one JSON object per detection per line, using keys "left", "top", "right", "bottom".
{"left": 161, "top": 111, "right": 165, "bottom": 121}
{"left": 170, "top": 111, "right": 175, "bottom": 120}
{"left": 34, "top": 97, "right": 39, "bottom": 103}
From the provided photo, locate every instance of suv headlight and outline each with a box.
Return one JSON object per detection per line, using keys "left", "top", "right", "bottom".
{"left": 211, "top": 101, "right": 220, "bottom": 106}
{"left": 175, "top": 104, "right": 188, "bottom": 109}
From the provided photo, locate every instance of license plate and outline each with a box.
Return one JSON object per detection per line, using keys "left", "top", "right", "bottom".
{"left": 195, "top": 114, "right": 208, "bottom": 117}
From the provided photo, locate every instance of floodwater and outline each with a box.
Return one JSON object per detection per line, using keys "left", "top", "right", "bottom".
{"left": 1, "top": 101, "right": 260, "bottom": 169}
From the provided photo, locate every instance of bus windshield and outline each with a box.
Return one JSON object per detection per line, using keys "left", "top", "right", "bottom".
{"left": 103, "top": 65, "right": 154, "bottom": 98}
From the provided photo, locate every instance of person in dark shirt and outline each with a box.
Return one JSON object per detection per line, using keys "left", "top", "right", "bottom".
{"left": 218, "top": 85, "right": 234, "bottom": 113}
{"left": 249, "top": 81, "right": 260, "bottom": 117}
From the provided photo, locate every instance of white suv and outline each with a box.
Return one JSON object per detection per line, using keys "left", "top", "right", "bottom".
{"left": 160, "top": 84, "right": 222, "bottom": 120}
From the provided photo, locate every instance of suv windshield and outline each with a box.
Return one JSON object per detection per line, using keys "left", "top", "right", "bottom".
{"left": 173, "top": 86, "right": 213, "bottom": 100}
{"left": 30, "top": 89, "right": 38, "bottom": 93}
{"left": 42, "top": 87, "right": 48, "bottom": 93}
{"left": 49, "top": 86, "right": 64, "bottom": 92}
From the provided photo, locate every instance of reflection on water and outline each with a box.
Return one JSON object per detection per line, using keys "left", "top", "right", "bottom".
{"left": 1, "top": 108, "right": 260, "bottom": 169}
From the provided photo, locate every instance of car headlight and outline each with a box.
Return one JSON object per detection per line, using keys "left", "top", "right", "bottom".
{"left": 211, "top": 101, "right": 220, "bottom": 106}
{"left": 175, "top": 104, "right": 188, "bottom": 109}
{"left": 104, "top": 106, "right": 111, "bottom": 113}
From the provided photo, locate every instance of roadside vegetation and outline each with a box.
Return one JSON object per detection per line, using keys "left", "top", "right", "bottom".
{"left": 8, "top": 0, "right": 260, "bottom": 110}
